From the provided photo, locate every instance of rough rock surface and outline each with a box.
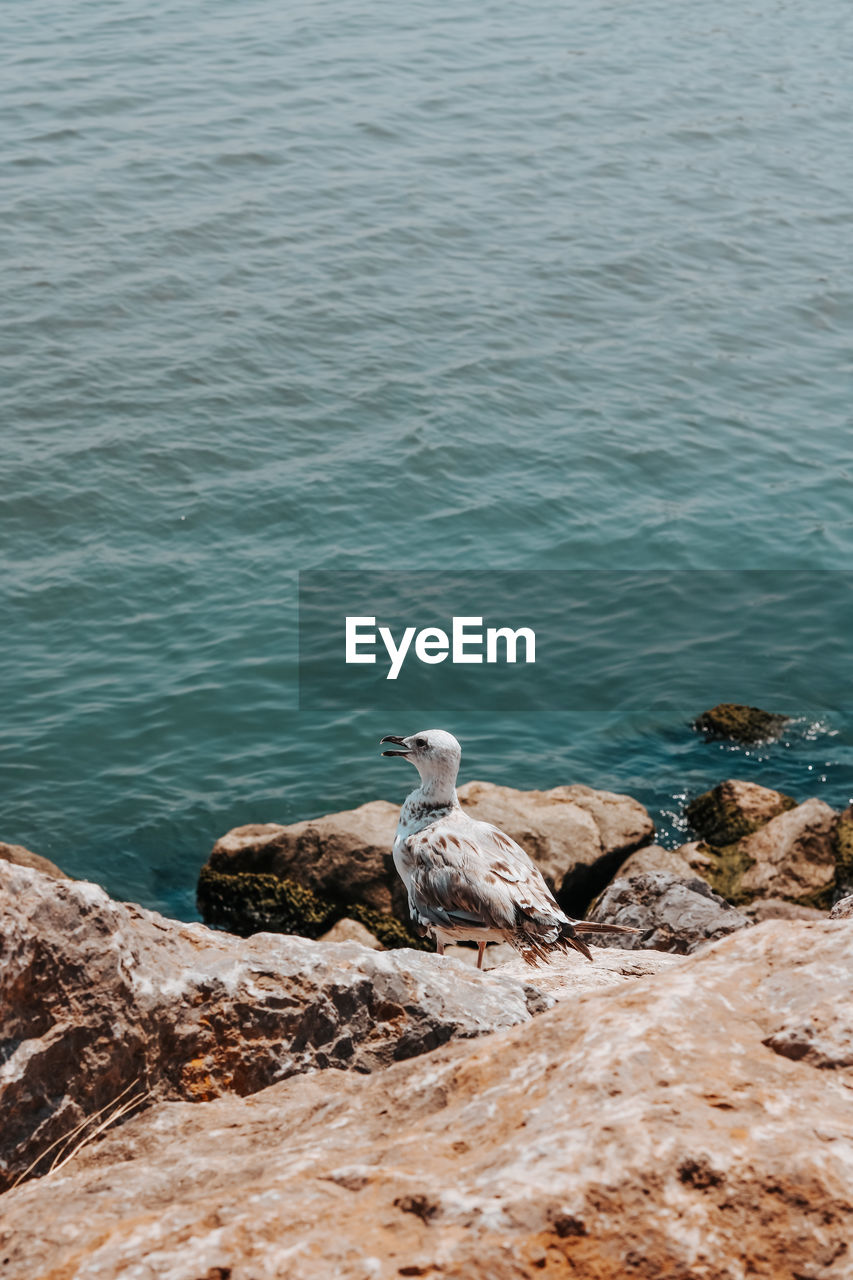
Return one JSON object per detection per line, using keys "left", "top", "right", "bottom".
{"left": 587, "top": 871, "right": 750, "bottom": 953}
{"left": 743, "top": 897, "right": 827, "bottom": 923}
{"left": 199, "top": 802, "right": 413, "bottom": 940}
{"left": 685, "top": 778, "right": 796, "bottom": 846}
{"left": 0, "top": 839, "right": 69, "bottom": 880}
{"left": 694, "top": 702, "right": 790, "bottom": 743}
{"left": 697, "top": 797, "right": 838, "bottom": 907}
{"left": 830, "top": 894, "right": 853, "bottom": 919}
{"left": 447, "top": 945, "right": 679, "bottom": 988}
{"left": 1, "top": 922, "right": 851, "bottom": 1280}
{"left": 615, "top": 842, "right": 701, "bottom": 882}
{"left": 0, "top": 862, "right": 549, "bottom": 1190}
{"left": 497, "top": 944, "right": 679, "bottom": 997}
{"left": 199, "top": 782, "right": 655, "bottom": 937}
{"left": 317, "top": 917, "right": 383, "bottom": 948}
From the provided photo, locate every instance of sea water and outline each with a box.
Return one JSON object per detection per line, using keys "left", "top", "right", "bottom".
{"left": 3, "top": 0, "right": 852, "bottom": 917}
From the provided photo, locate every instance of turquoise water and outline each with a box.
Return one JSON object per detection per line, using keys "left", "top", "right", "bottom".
{"left": 3, "top": 0, "right": 852, "bottom": 918}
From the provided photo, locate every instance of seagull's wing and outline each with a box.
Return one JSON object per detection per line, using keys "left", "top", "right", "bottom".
{"left": 405, "top": 814, "right": 592, "bottom": 964}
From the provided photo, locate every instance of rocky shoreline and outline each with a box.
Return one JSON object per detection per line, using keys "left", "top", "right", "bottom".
{"left": 1, "top": 703, "right": 852, "bottom": 1277}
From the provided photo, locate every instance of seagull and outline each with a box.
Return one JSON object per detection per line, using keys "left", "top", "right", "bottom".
{"left": 381, "top": 728, "right": 636, "bottom": 969}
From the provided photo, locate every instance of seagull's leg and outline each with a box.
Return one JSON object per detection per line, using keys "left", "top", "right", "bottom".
{"left": 476, "top": 942, "right": 486, "bottom": 970}
{"left": 435, "top": 939, "right": 445, "bottom": 957}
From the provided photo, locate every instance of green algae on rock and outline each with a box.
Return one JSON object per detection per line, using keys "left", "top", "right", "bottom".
{"left": 685, "top": 780, "right": 796, "bottom": 847}
{"left": 694, "top": 703, "right": 790, "bottom": 744}
{"left": 689, "top": 798, "right": 838, "bottom": 910}
{"left": 196, "top": 866, "right": 429, "bottom": 950}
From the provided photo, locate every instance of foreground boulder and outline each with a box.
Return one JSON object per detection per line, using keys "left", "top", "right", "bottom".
{"left": 1, "top": 921, "right": 851, "bottom": 1279}
{"left": 694, "top": 702, "right": 790, "bottom": 743}
{"left": 685, "top": 779, "right": 796, "bottom": 846}
{"left": 198, "top": 782, "right": 655, "bottom": 939}
{"left": 587, "top": 871, "right": 750, "bottom": 953}
{"left": 0, "top": 862, "right": 548, "bottom": 1191}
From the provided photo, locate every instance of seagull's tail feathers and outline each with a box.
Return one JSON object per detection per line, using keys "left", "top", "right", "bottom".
{"left": 573, "top": 920, "right": 641, "bottom": 937}
{"left": 557, "top": 920, "right": 593, "bottom": 962}
{"left": 511, "top": 910, "right": 594, "bottom": 966}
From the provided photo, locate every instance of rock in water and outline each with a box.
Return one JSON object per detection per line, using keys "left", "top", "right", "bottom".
{"left": 198, "top": 803, "right": 414, "bottom": 943}
{"left": 1, "top": 921, "right": 851, "bottom": 1279}
{"left": 587, "top": 871, "right": 750, "bottom": 953}
{"left": 198, "top": 782, "right": 655, "bottom": 939}
{"left": 697, "top": 797, "right": 838, "bottom": 908}
{"left": 0, "top": 839, "right": 69, "bottom": 880}
{"left": 695, "top": 702, "right": 790, "bottom": 743}
{"left": 685, "top": 779, "right": 796, "bottom": 845}
{"left": 0, "top": 862, "right": 548, "bottom": 1191}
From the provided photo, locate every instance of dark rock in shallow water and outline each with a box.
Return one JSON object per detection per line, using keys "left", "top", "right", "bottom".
{"left": 587, "top": 871, "right": 750, "bottom": 953}
{"left": 685, "top": 779, "right": 796, "bottom": 846}
{"left": 695, "top": 703, "right": 790, "bottom": 744}
{"left": 0, "top": 861, "right": 547, "bottom": 1192}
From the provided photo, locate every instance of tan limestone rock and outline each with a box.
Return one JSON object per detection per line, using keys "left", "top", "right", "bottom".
{"left": 317, "top": 917, "right": 383, "bottom": 948}
{"left": 1, "top": 921, "right": 851, "bottom": 1278}
{"left": 0, "top": 840, "right": 69, "bottom": 880}
{"left": 685, "top": 778, "right": 796, "bottom": 846}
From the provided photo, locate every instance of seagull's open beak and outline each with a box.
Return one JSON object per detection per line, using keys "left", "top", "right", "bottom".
{"left": 380, "top": 735, "right": 411, "bottom": 757}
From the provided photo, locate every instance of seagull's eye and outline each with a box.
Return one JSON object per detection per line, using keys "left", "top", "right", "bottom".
{"left": 415, "top": 738, "right": 427, "bottom": 749}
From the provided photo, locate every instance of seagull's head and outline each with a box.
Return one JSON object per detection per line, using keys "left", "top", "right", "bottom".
{"left": 380, "top": 728, "right": 462, "bottom": 784}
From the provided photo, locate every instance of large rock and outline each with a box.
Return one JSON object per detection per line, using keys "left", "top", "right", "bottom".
{"left": 198, "top": 803, "right": 418, "bottom": 945}
{"left": 2, "top": 921, "right": 852, "bottom": 1279}
{"left": 685, "top": 779, "right": 796, "bottom": 846}
{"left": 587, "top": 871, "right": 750, "bottom": 953}
{"left": 199, "top": 782, "right": 655, "bottom": 939}
{"left": 615, "top": 842, "right": 702, "bottom": 881}
{"left": 317, "top": 917, "right": 382, "bottom": 948}
{"left": 0, "top": 862, "right": 549, "bottom": 1191}
{"left": 695, "top": 702, "right": 790, "bottom": 743}
{"left": 0, "top": 839, "right": 69, "bottom": 880}
{"left": 697, "top": 797, "right": 839, "bottom": 907}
